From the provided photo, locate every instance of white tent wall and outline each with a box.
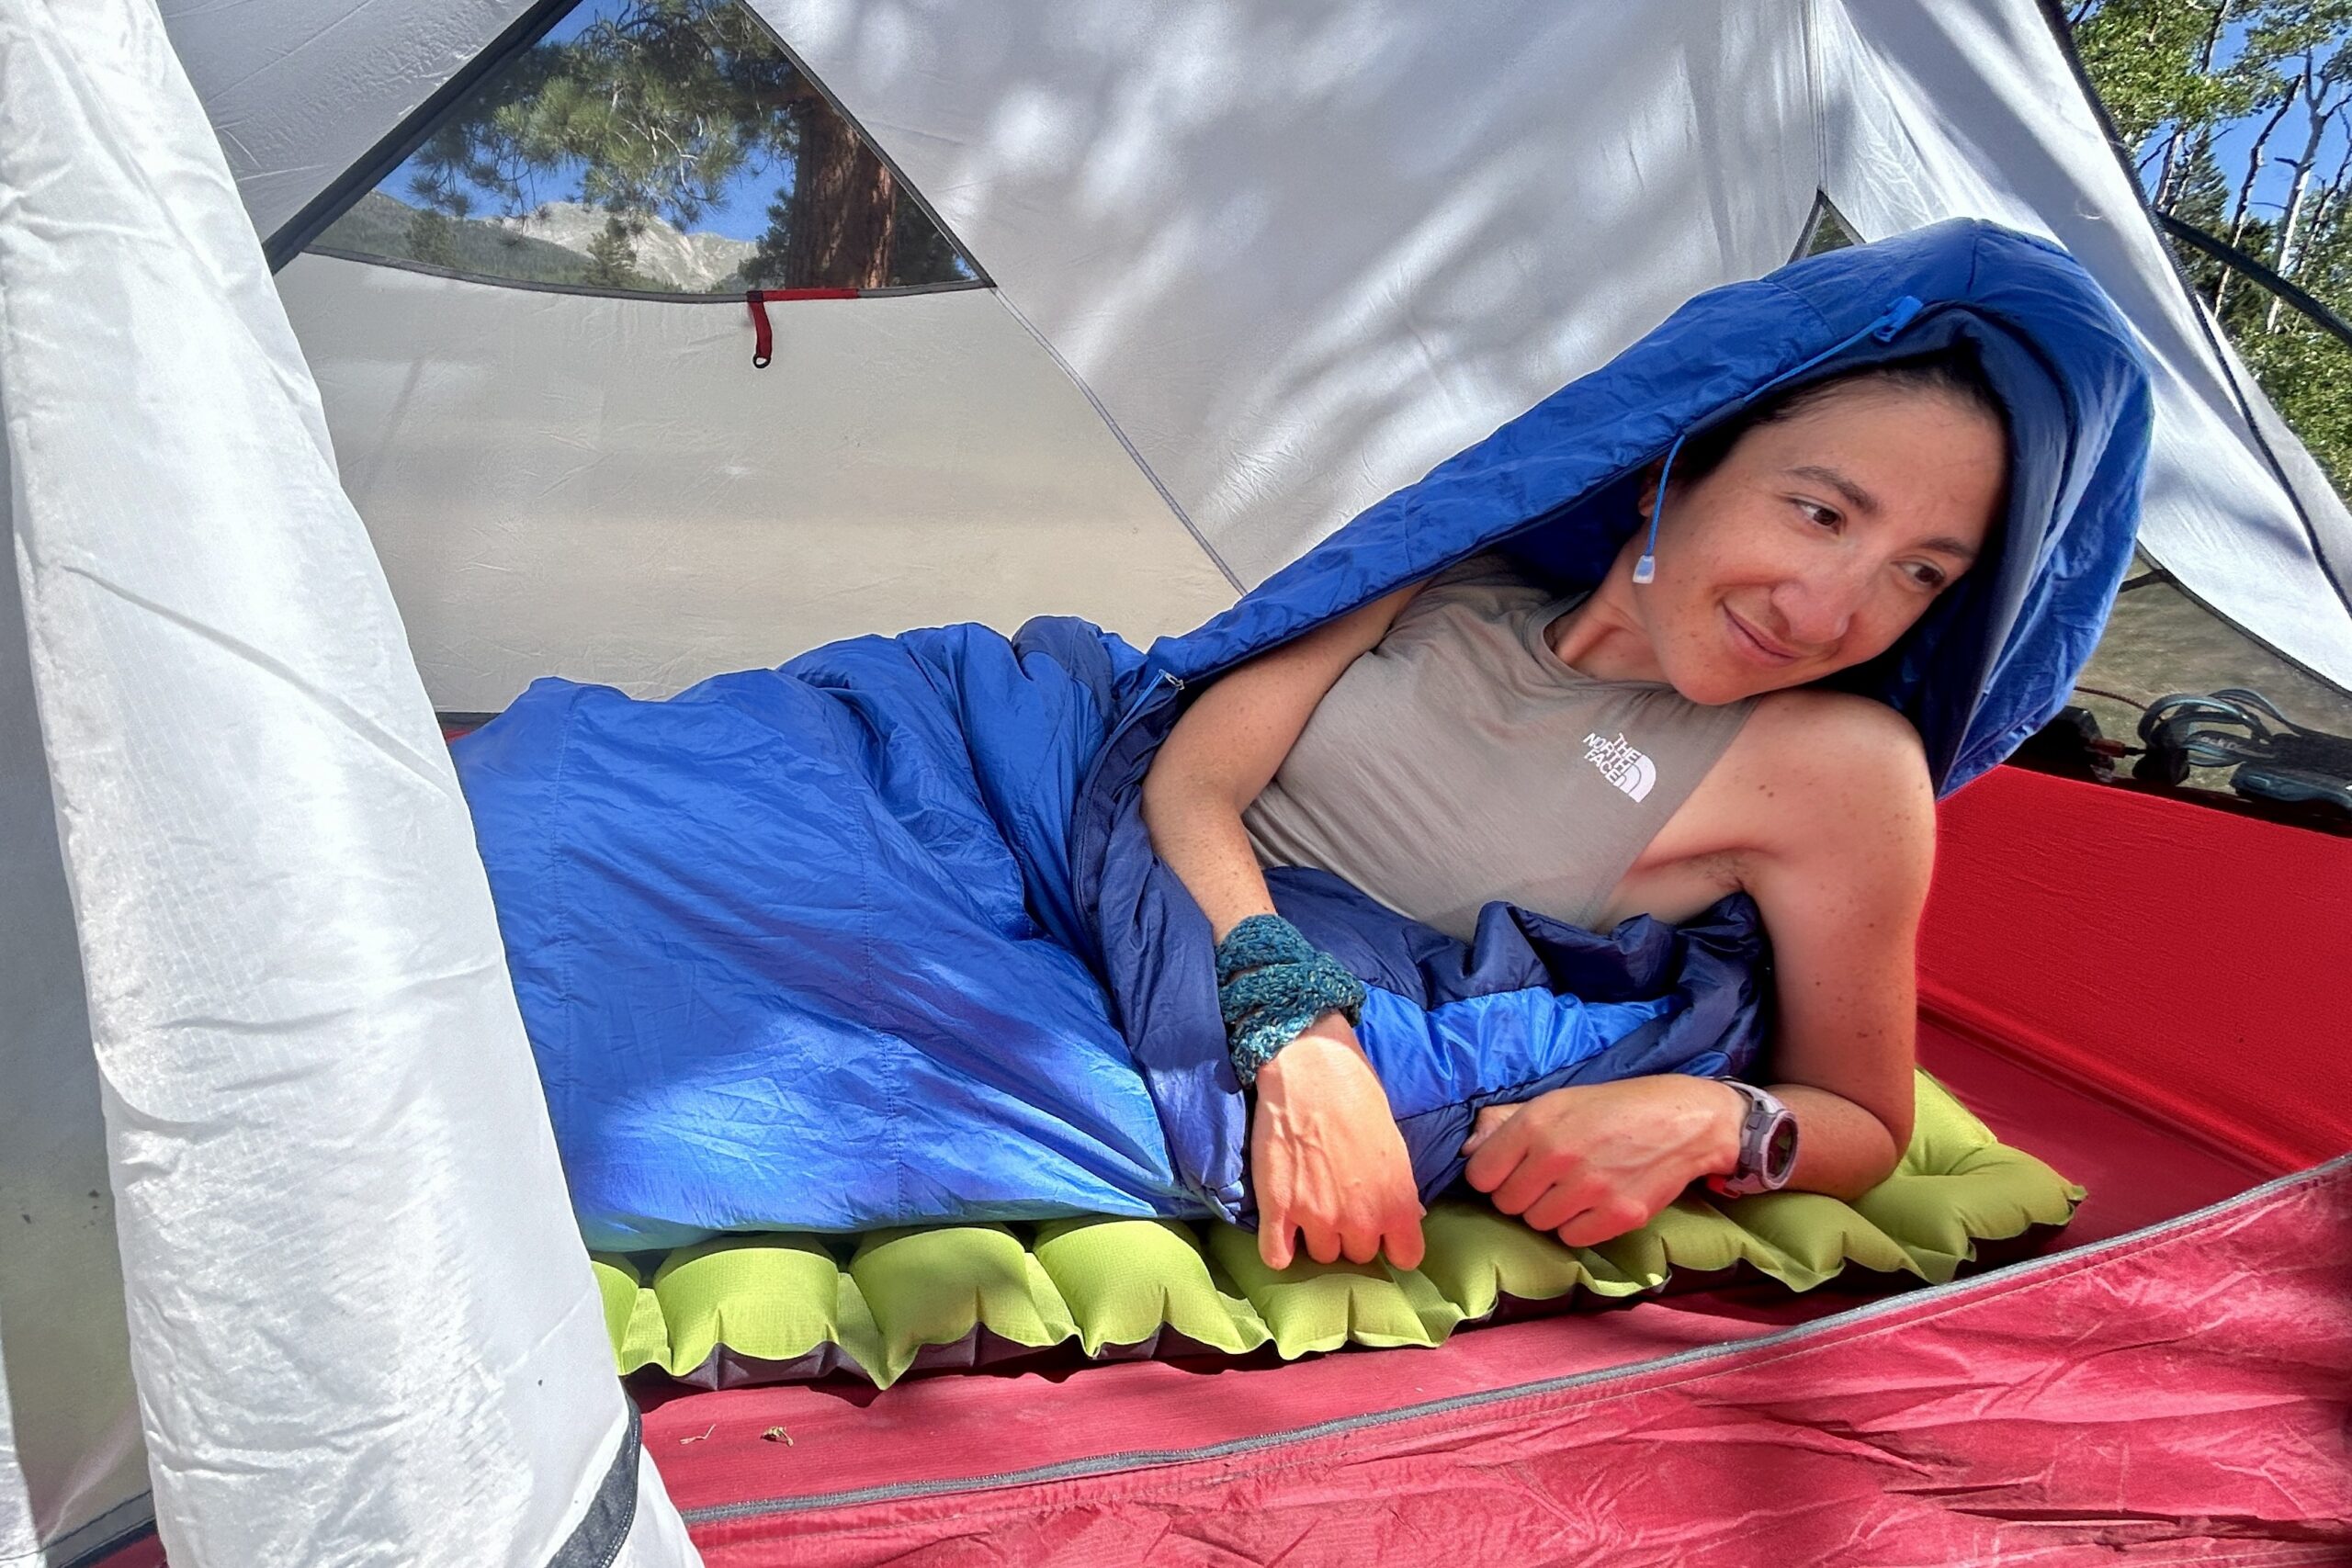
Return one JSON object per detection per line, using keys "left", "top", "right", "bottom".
{"left": 275, "top": 258, "right": 1237, "bottom": 711}
{"left": 1818, "top": 0, "right": 2352, "bottom": 690}
{"left": 155, "top": 0, "right": 537, "bottom": 247}
{"left": 0, "top": 482, "right": 146, "bottom": 1561}
{"left": 752, "top": 0, "right": 1823, "bottom": 590}
{"left": 158, "top": 0, "right": 2352, "bottom": 692}
{"left": 0, "top": 3, "right": 696, "bottom": 1563}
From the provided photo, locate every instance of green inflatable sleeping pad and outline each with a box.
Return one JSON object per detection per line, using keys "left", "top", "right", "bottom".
{"left": 592, "top": 1069, "right": 2080, "bottom": 1390}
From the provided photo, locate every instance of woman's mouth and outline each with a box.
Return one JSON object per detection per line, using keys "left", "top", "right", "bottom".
{"left": 1723, "top": 606, "right": 1801, "bottom": 667}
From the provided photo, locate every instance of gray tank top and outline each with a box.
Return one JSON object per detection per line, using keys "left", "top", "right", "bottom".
{"left": 1240, "top": 553, "right": 1756, "bottom": 941}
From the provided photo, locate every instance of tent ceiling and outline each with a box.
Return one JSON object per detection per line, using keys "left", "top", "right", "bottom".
{"left": 158, "top": 0, "right": 537, "bottom": 245}
{"left": 750, "top": 0, "right": 1822, "bottom": 589}
{"left": 165, "top": 0, "right": 2352, "bottom": 689}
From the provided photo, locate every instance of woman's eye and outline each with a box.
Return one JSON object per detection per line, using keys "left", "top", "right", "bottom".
{"left": 1905, "top": 563, "right": 1949, "bottom": 591}
{"left": 1798, "top": 500, "right": 1839, "bottom": 528}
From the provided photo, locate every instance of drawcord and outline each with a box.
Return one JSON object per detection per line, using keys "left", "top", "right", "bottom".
{"left": 1634, "top": 294, "right": 1927, "bottom": 585}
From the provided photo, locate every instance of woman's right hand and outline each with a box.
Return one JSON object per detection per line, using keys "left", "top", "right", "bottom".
{"left": 1249, "top": 1015, "right": 1426, "bottom": 1271}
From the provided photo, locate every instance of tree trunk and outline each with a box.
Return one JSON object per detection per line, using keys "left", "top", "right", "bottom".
{"left": 784, "top": 106, "right": 898, "bottom": 289}
{"left": 2219, "top": 81, "right": 2299, "bottom": 313}
{"left": 2267, "top": 62, "right": 2345, "bottom": 331}
{"left": 2312, "top": 138, "right": 2352, "bottom": 236}
{"left": 2157, "top": 0, "right": 2236, "bottom": 212}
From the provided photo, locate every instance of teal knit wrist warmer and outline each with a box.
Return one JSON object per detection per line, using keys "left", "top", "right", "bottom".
{"left": 1215, "top": 914, "right": 1367, "bottom": 1087}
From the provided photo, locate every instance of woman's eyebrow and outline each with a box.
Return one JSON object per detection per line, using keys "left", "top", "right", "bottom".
{"left": 1786, "top": 464, "right": 1879, "bottom": 515}
{"left": 1786, "top": 464, "right": 1980, "bottom": 561}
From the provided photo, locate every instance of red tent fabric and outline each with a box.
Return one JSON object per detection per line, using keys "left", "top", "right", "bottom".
{"left": 668, "top": 1156, "right": 2352, "bottom": 1565}
{"left": 1919, "top": 767, "right": 2352, "bottom": 1173}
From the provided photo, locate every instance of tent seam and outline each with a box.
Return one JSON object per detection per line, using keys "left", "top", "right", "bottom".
{"left": 983, "top": 290, "right": 1245, "bottom": 594}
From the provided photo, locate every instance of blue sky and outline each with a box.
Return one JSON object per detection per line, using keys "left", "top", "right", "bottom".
{"left": 2155, "top": 15, "right": 2346, "bottom": 230}
{"left": 378, "top": 0, "right": 795, "bottom": 243}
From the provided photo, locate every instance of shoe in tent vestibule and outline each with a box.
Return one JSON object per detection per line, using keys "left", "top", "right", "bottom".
{"left": 1, "top": 1, "right": 2347, "bottom": 1565}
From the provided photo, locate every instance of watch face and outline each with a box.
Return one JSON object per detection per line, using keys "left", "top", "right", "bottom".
{"left": 1764, "top": 1117, "right": 1799, "bottom": 1183}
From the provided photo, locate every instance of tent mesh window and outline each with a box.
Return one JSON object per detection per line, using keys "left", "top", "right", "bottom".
{"left": 1798, "top": 191, "right": 1864, "bottom": 259}
{"left": 306, "top": 0, "right": 978, "bottom": 297}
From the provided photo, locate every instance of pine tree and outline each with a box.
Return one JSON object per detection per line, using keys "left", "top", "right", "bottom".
{"left": 407, "top": 208, "right": 460, "bottom": 270}
{"left": 398, "top": 0, "right": 956, "bottom": 292}
{"left": 583, "top": 215, "right": 650, "bottom": 289}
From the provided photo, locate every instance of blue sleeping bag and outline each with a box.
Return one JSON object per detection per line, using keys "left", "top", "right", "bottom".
{"left": 456, "top": 220, "right": 2152, "bottom": 1250}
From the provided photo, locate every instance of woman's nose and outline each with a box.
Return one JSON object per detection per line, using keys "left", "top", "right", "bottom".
{"left": 1772, "top": 565, "right": 1869, "bottom": 649}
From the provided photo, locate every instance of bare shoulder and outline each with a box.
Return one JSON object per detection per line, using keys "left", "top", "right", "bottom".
{"left": 1726, "top": 689, "right": 1936, "bottom": 864}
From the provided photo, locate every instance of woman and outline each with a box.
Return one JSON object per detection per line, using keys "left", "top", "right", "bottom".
{"left": 1142, "top": 353, "right": 2008, "bottom": 1273}
{"left": 455, "top": 220, "right": 2146, "bottom": 1258}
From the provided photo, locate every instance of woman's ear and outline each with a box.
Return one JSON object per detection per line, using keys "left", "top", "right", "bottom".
{"left": 1636, "top": 460, "right": 1662, "bottom": 521}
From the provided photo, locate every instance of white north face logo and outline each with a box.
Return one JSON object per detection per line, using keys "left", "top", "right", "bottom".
{"left": 1583, "top": 731, "right": 1657, "bottom": 803}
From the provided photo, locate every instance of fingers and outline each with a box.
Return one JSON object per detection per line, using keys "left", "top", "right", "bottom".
{"left": 1384, "top": 1208, "right": 1427, "bottom": 1271}
{"left": 1258, "top": 1201, "right": 1295, "bottom": 1271}
{"left": 1461, "top": 1101, "right": 1523, "bottom": 1156}
{"left": 1486, "top": 1156, "right": 1564, "bottom": 1219}
{"left": 1521, "top": 1185, "right": 1587, "bottom": 1235}
{"left": 1555, "top": 1199, "right": 1649, "bottom": 1249}
{"left": 1263, "top": 1199, "right": 1426, "bottom": 1272}
{"left": 1463, "top": 1109, "right": 1536, "bottom": 1194}
{"left": 1343, "top": 1190, "right": 1424, "bottom": 1267}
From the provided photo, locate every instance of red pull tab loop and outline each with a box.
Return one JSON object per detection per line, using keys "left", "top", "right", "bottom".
{"left": 746, "top": 289, "right": 774, "bottom": 368}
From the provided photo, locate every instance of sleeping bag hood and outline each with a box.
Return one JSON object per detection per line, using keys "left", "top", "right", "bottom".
{"left": 1143, "top": 218, "right": 2154, "bottom": 794}
{"left": 1077, "top": 217, "right": 2154, "bottom": 1221}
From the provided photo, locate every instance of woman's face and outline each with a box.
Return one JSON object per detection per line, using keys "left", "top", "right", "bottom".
{"left": 1632, "top": 382, "right": 2007, "bottom": 705}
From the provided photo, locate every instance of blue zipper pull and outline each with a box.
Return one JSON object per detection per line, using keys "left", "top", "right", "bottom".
{"left": 1873, "top": 295, "right": 1926, "bottom": 342}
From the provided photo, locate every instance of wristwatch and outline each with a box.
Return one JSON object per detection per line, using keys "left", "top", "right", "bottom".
{"left": 1705, "top": 1080, "right": 1799, "bottom": 1198}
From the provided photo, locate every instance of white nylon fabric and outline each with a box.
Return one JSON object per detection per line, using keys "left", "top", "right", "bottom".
{"left": 157, "top": 0, "right": 534, "bottom": 246}
{"left": 277, "top": 255, "right": 1236, "bottom": 711}
{"left": 0, "top": 321, "right": 149, "bottom": 1567}
{"left": 1822, "top": 0, "right": 2352, "bottom": 688}
{"left": 149, "top": 0, "right": 2351, "bottom": 682}
{"left": 0, "top": 4, "right": 695, "bottom": 1564}
{"left": 752, "top": 0, "right": 1821, "bottom": 589}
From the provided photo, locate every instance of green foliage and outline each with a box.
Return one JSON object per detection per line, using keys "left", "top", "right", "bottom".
{"left": 406, "top": 208, "right": 460, "bottom": 270}
{"left": 2072, "top": 0, "right": 2263, "bottom": 146}
{"left": 582, "top": 214, "right": 651, "bottom": 289}
{"left": 314, "top": 191, "right": 594, "bottom": 285}
{"left": 2075, "top": 0, "right": 2352, "bottom": 494}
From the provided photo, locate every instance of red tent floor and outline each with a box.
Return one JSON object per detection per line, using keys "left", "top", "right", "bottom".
{"left": 661, "top": 1166, "right": 2352, "bottom": 1566}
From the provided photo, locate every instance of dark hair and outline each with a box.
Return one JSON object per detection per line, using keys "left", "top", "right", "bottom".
{"left": 1668, "top": 348, "right": 2008, "bottom": 491}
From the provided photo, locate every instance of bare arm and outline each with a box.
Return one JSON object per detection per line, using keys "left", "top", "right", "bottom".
{"left": 1141, "top": 583, "right": 1429, "bottom": 1269}
{"left": 1141, "top": 584, "right": 1423, "bottom": 939}
{"left": 1464, "top": 692, "right": 1932, "bottom": 1237}
{"left": 1735, "top": 693, "right": 1931, "bottom": 1196}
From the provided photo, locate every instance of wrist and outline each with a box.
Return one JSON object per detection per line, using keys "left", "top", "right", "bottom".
{"left": 1693, "top": 1077, "right": 1747, "bottom": 1179}
{"left": 1253, "top": 1016, "right": 1363, "bottom": 1091}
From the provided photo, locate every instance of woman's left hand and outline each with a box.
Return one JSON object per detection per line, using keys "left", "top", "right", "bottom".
{"left": 1461, "top": 1077, "right": 1746, "bottom": 1247}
